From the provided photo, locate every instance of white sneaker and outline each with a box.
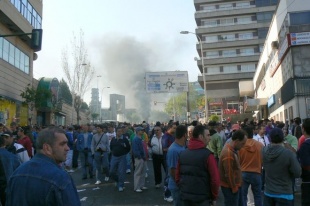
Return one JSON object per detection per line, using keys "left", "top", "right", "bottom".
{"left": 67, "top": 169, "right": 75, "bottom": 173}
{"left": 155, "top": 184, "right": 161, "bottom": 189}
{"left": 145, "top": 173, "right": 148, "bottom": 178}
{"left": 95, "top": 180, "right": 101, "bottom": 185}
{"left": 118, "top": 187, "right": 124, "bottom": 192}
{"left": 164, "top": 196, "right": 173, "bottom": 202}
{"left": 135, "top": 189, "right": 142, "bottom": 192}
{"left": 104, "top": 177, "right": 109, "bottom": 182}
{"left": 141, "top": 187, "right": 148, "bottom": 190}
{"left": 126, "top": 169, "right": 131, "bottom": 174}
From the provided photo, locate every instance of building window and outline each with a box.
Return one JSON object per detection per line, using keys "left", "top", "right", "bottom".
{"left": 288, "top": 106, "right": 293, "bottom": 120}
{"left": 223, "top": 65, "right": 238, "bottom": 73}
{"left": 219, "top": 34, "right": 235, "bottom": 41}
{"left": 206, "top": 51, "right": 219, "bottom": 59}
{"left": 223, "top": 50, "right": 237, "bottom": 57}
{"left": 241, "top": 64, "right": 256, "bottom": 72}
{"left": 204, "top": 35, "right": 218, "bottom": 43}
{"left": 257, "top": 12, "right": 274, "bottom": 22}
{"left": 227, "top": 102, "right": 239, "bottom": 110}
{"left": 10, "top": 0, "right": 42, "bottom": 29}
{"left": 239, "top": 32, "right": 253, "bottom": 40}
{"left": 219, "top": 3, "right": 233, "bottom": 10}
{"left": 236, "top": 1, "right": 251, "bottom": 8}
{"left": 258, "top": 28, "right": 269, "bottom": 39}
{"left": 255, "top": 0, "right": 278, "bottom": 7}
{"left": 207, "top": 67, "right": 219, "bottom": 74}
{"left": 240, "top": 48, "right": 254, "bottom": 56}
{"left": 237, "top": 16, "right": 252, "bottom": 24}
{"left": 201, "top": 5, "right": 216, "bottom": 12}
{"left": 220, "top": 18, "right": 234, "bottom": 26}
{"left": 0, "top": 38, "right": 30, "bottom": 74}
{"left": 202, "top": 19, "right": 217, "bottom": 27}
{"left": 290, "top": 11, "right": 310, "bottom": 25}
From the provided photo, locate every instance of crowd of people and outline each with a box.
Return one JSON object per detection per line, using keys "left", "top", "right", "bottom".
{"left": 0, "top": 116, "right": 309, "bottom": 206}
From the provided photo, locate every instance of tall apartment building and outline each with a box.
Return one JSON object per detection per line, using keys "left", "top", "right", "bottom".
{"left": 193, "top": 0, "right": 278, "bottom": 117}
{"left": 0, "top": 0, "right": 42, "bottom": 125}
{"left": 89, "top": 88, "right": 100, "bottom": 115}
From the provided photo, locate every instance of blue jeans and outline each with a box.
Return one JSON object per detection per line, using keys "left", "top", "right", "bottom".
{"left": 79, "top": 150, "right": 93, "bottom": 178}
{"left": 94, "top": 151, "right": 109, "bottom": 181}
{"left": 171, "top": 188, "right": 183, "bottom": 206}
{"left": 126, "top": 153, "right": 131, "bottom": 170}
{"left": 241, "top": 172, "right": 262, "bottom": 206}
{"left": 221, "top": 186, "right": 241, "bottom": 206}
{"left": 109, "top": 155, "right": 127, "bottom": 188}
{"left": 264, "top": 195, "right": 294, "bottom": 206}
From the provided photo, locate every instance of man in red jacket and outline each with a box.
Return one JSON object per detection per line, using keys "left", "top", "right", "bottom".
{"left": 176, "top": 125, "right": 220, "bottom": 206}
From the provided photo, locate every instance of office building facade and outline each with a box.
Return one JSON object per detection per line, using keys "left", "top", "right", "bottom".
{"left": 0, "top": 0, "right": 42, "bottom": 125}
{"left": 193, "top": 0, "right": 278, "bottom": 117}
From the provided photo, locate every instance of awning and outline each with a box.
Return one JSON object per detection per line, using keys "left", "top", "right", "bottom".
{"left": 239, "top": 80, "right": 254, "bottom": 97}
{"left": 244, "top": 98, "right": 268, "bottom": 112}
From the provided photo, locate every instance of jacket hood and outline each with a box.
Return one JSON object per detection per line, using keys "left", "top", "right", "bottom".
{"left": 188, "top": 138, "right": 205, "bottom": 150}
{"left": 263, "top": 144, "right": 285, "bottom": 161}
{"left": 243, "top": 139, "right": 257, "bottom": 153}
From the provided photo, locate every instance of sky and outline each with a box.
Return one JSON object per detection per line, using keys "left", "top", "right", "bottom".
{"left": 34, "top": 0, "right": 199, "bottom": 110}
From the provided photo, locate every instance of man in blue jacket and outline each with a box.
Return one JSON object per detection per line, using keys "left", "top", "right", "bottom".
{"left": 6, "top": 126, "right": 80, "bottom": 206}
{"left": 76, "top": 124, "right": 94, "bottom": 179}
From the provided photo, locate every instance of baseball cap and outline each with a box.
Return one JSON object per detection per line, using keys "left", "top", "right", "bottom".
{"left": 231, "top": 124, "right": 240, "bottom": 131}
{"left": 1, "top": 131, "right": 12, "bottom": 137}
{"left": 135, "top": 127, "right": 144, "bottom": 132}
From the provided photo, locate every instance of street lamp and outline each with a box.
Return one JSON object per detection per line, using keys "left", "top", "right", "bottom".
{"left": 180, "top": 31, "right": 208, "bottom": 122}
{"left": 99, "top": 86, "right": 110, "bottom": 123}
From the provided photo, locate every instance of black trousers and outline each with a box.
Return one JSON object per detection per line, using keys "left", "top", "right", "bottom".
{"left": 152, "top": 153, "right": 167, "bottom": 185}
{"left": 302, "top": 183, "right": 310, "bottom": 206}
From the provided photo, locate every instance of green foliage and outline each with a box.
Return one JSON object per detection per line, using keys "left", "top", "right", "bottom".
{"left": 164, "top": 84, "right": 201, "bottom": 117}
{"left": 59, "top": 79, "right": 72, "bottom": 105}
{"left": 20, "top": 84, "right": 52, "bottom": 110}
{"left": 209, "top": 114, "right": 220, "bottom": 122}
{"left": 81, "top": 102, "right": 89, "bottom": 111}
{"left": 91, "top": 113, "right": 99, "bottom": 123}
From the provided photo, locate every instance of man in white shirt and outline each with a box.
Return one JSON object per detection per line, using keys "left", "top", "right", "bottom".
{"left": 254, "top": 125, "right": 270, "bottom": 146}
{"left": 3, "top": 131, "right": 29, "bottom": 163}
{"left": 150, "top": 126, "right": 165, "bottom": 188}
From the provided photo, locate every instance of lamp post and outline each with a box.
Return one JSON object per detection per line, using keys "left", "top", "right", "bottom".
{"left": 180, "top": 31, "right": 208, "bottom": 122}
{"left": 99, "top": 86, "right": 110, "bottom": 123}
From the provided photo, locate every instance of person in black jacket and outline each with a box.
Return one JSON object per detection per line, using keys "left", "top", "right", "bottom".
{"left": 109, "top": 127, "right": 131, "bottom": 192}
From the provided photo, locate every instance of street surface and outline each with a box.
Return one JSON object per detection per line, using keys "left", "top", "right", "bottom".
{"left": 70, "top": 160, "right": 301, "bottom": 206}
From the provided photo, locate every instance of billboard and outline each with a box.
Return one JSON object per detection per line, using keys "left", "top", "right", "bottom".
{"left": 290, "top": 32, "right": 310, "bottom": 46}
{"left": 145, "top": 71, "right": 189, "bottom": 93}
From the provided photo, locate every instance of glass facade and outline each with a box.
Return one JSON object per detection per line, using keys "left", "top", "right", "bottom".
{"left": 255, "top": 0, "right": 278, "bottom": 7}
{"left": 290, "top": 11, "right": 310, "bottom": 25}
{"left": 0, "top": 37, "right": 30, "bottom": 74}
{"left": 10, "top": 0, "right": 42, "bottom": 29}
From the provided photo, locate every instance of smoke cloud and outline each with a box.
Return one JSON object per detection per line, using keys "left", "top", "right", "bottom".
{"left": 94, "top": 35, "right": 160, "bottom": 121}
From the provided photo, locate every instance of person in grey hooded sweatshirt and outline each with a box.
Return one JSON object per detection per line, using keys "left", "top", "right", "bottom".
{"left": 262, "top": 128, "right": 301, "bottom": 206}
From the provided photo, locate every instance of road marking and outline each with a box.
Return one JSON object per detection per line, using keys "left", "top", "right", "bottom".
{"left": 92, "top": 187, "right": 100, "bottom": 190}
{"left": 77, "top": 189, "right": 86, "bottom": 192}
{"left": 81, "top": 183, "right": 90, "bottom": 186}
{"left": 80, "top": 197, "right": 88, "bottom": 201}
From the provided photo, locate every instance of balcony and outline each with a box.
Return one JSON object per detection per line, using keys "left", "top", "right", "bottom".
{"left": 195, "top": 5, "right": 276, "bottom": 19}
{"left": 197, "top": 54, "right": 260, "bottom": 66}
{"left": 198, "top": 38, "right": 264, "bottom": 50}
{"left": 196, "top": 21, "right": 271, "bottom": 34}
{"left": 198, "top": 72, "right": 255, "bottom": 82}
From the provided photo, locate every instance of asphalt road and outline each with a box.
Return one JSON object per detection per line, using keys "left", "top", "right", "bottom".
{"left": 70, "top": 160, "right": 302, "bottom": 206}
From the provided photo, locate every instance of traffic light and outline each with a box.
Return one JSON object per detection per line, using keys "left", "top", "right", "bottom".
{"left": 31, "top": 29, "right": 43, "bottom": 51}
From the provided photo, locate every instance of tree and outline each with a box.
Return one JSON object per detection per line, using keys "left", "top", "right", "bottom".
{"left": 91, "top": 113, "right": 99, "bottom": 123}
{"left": 20, "top": 84, "right": 52, "bottom": 125}
{"left": 80, "top": 102, "right": 89, "bottom": 111}
{"left": 164, "top": 84, "right": 201, "bottom": 120}
{"left": 59, "top": 78, "right": 72, "bottom": 105}
{"left": 209, "top": 114, "right": 220, "bottom": 122}
{"left": 62, "top": 29, "right": 95, "bottom": 125}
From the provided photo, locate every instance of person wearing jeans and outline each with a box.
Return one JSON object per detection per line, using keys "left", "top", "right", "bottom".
{"left": 91, "top": 125, "right": 110, "bottom": 185}
{"left": 239, "top": 126, "right": 263, "bottom": 206}
{"left": 109, "top": 127, "right": 131, "bottom": 192}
